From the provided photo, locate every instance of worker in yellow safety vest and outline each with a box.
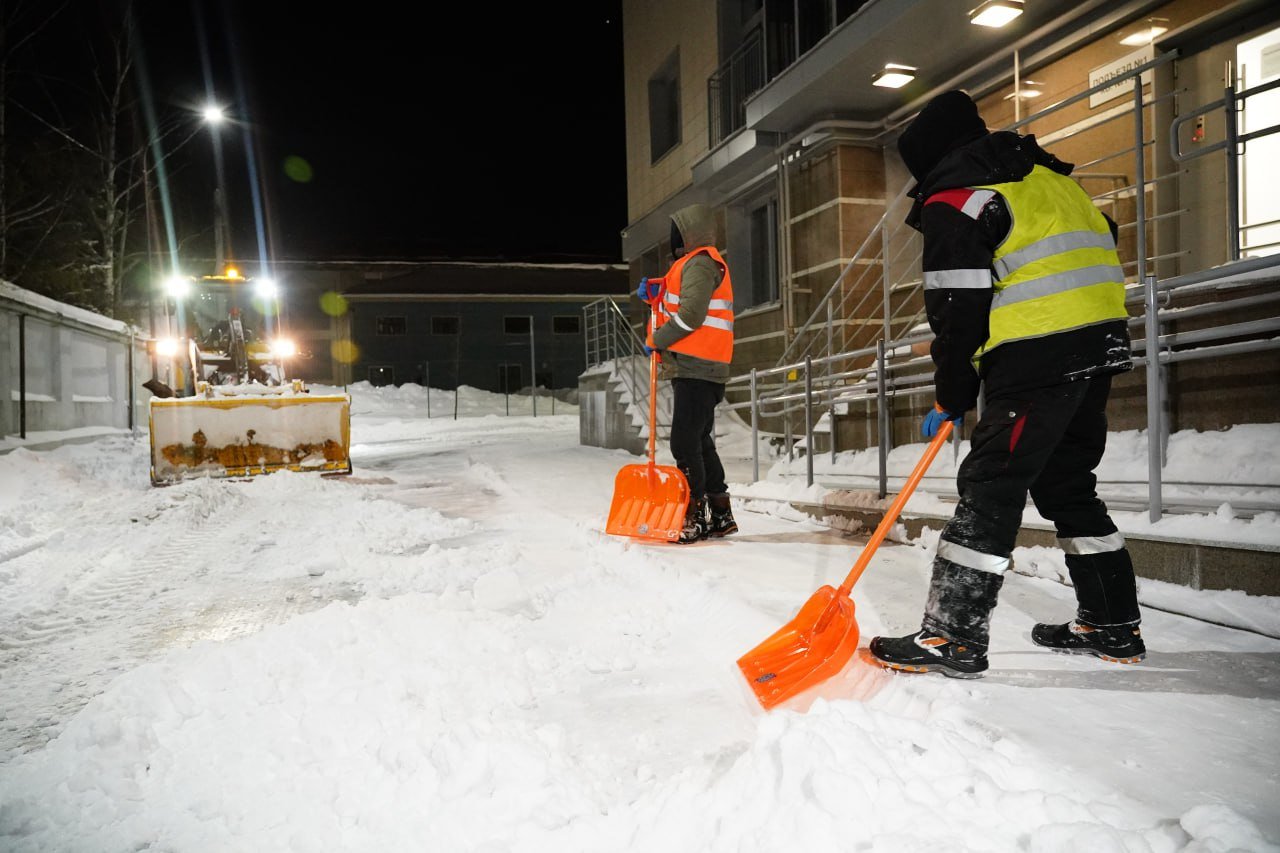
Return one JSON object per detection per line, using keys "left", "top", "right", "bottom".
{"left": 869, "top": 90, "right": 1145, "bottom": 677}
{"left": 637, "top": 203, "right": 738, "bottom": 544}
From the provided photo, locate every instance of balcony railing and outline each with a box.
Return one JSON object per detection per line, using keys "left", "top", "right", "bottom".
{"left": 708, "top": 28, "right": 766, "bottom": 149}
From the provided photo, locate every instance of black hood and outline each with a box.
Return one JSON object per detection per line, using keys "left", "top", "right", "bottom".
{"left": 904, "top": 132, "right": 1074, "bottom": 229}
{"left": 897, "top": 90, "right": 989, "bottom": 182}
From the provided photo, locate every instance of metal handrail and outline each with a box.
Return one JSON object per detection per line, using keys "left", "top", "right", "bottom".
{"left": 738, "top": 52, "right": 1280, "bottom": 519}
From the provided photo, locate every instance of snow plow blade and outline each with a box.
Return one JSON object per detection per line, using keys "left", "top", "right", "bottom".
{"left": 149, "top": 383, "right": 351, "bottom": 485}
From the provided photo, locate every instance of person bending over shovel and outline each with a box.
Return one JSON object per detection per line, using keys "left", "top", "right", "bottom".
{"left": 636, "top": 203, "right": 738, "bottom": 544}
{"left": 870, "top": 90, "right": 1145, "bottom": 678}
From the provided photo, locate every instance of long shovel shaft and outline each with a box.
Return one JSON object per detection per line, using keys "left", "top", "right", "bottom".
{"left": 835, "top": 419, "right": 954, "bottom": 598}
{"left": 647, "top": 351, "right": 658, "bottom": 461}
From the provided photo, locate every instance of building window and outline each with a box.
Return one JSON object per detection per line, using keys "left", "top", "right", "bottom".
{"left": 747, "top": 197, "right": 779, "bottom": 308}
{"left": 553, "top": 315, "right": 581, "bottom": 335}
{"left": 432, "top": 316, "right": 459, "bottom": 335}
{"left": 376, "top": 316, "right": 407, "bottom": 335}
{"left": 498, "top": 363, "right": 522, "bottom": 393}
{"left": 504, "top": 315, "right": 532, "bottom": 335}
{"left": 649, "top": 50, "right": 681, "bottom": 163}
{"left": 368, "top": 365, "right": 395, "bottom": 386}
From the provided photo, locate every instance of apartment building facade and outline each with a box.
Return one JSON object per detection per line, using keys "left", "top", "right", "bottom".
{"left": 620, "top": 0, "right": 1279, "bottom": 445}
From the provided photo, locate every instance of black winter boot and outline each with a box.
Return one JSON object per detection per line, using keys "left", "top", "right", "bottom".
{"left": 869, "top": 629, "right": 988, "bottom": 678}
{"left": 677, "top": 498, "right": 708, "bottom": 544}
{"left": 1032, "top": 621, "right": 1146, "bottom": 663}
{"left": 706, "top": 492, "right": 738, "bottom": 538}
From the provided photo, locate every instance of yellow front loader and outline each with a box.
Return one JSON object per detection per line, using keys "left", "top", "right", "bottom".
{"left": 145, "top": 270, "right": 352, "bottom": 485}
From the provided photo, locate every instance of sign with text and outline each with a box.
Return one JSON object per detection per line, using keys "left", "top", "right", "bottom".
{"left": 1089, "top": 44, "right": 1155, "bottom": 108}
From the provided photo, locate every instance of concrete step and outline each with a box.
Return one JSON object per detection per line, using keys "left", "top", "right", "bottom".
{"left": 779, "top": 493, "right": 1280, "bottom": 601}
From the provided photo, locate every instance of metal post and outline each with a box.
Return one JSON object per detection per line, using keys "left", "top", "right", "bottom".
{"left": 528, "top": 315, "right": 536, "bottom": 417}
{"left": 1143, "top": 273, "right": 1163, "bottom": 522}
{"left": 876, "top": 339, "right": 888, "bottom": 500}
{"left": 804, "top": 356, "right": 814, "bottom": 488}
{"left": 1224, "top": 84, "right": 1241, "bottom": 262}
{"left": 127, "top": 329, "right": 136, "bottom": 432}
{"left": 827, "top": 301, "right": 836, "bottom": 465}
{"left": 426, "top": 363, "right": 431, "bottom": 418}
{"left": 750, "top": 368, "right": 760, "bottom": 483}
{"left": 19, "top": 314, "right": 27, "bottom": 439}
{"left": 1133, "top": 75, "right": 1148, "bottom": 279}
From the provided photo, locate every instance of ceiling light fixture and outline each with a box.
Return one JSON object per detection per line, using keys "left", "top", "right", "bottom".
{"left": 1004, "top": 79, "right": 1044, "bottom": 100}
{"left": 969, "top": 0, "right": 1024, "bottom": 28}
{"left": 872, "top": 63, "right": 917, "bottom": 89}
{"left": 1120, "top": 25, "right": 1168, "bottom": 46}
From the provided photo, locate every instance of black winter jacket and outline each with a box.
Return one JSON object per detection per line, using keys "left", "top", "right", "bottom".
{"left": 906, "top": 132, "right": 1132, "bottom": 414}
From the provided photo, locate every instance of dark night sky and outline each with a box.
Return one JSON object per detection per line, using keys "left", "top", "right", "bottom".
{"left": 124, "top": 1, "right": 628, "bottom": 264}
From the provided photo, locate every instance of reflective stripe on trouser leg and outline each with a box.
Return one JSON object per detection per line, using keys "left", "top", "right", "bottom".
{"left": 937, "top": 539, "right": 1011, "bottom": 574}
{"left": 922, "top": 557, "right": 1005, "bottom": 651}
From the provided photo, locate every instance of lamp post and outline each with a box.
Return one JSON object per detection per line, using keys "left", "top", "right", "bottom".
{"left": 201, "top": 104, "right": 231, "bottom": 273}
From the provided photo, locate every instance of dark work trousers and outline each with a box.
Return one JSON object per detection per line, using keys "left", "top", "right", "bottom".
{"left": 925, "top": 375, "right": 1141, "bottom": 649}
{"left": 669, "top": 378, "right": 727, "bottom": 501}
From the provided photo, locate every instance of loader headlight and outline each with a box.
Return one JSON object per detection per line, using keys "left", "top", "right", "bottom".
{"left": 255, "top": 277, "right": 278, "bottom": 299}
{"left": 164, "top": 276, "right": 191, "bottom": 299}
{"left": 270, "top": 337, "right": 297, "bottom": 358}
{"left": 155, "top": 337, "right": 182, "bottom": 358}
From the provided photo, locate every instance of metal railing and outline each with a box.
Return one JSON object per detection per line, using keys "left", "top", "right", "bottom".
{"left": 727, "top": 51, "right": 1280, "bottom": 521}
{"left": 582, "top": 296, "right": 673, "bottom": 435}
{"left": 708, "top": 29, "right": 767, "bottom": 149}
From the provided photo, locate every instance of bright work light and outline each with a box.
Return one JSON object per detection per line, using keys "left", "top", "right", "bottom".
{"left": 872, "top": 64, "right": 917, "bottom": 89}
{"left": 255, "top": 277, "right": 278, "bottom": 300}
{"left": 164, "top": 275, "right": 191, "bottom": 299}
{"left": 969, "top": 0, "right": 1023, "bottom": 28}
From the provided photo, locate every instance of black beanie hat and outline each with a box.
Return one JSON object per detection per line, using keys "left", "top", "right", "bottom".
{"left": 897, "top": 90, "right": 989, "bottom": 182}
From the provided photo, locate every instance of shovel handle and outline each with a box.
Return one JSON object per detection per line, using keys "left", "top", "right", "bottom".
{"left": 646, "top": 347, "right": 659, "bottom": 479}
{"left": 835, "top": 419, "right": 954, "bottom": 599}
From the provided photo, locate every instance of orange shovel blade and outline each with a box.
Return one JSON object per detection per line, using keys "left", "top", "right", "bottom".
{"left": 605, "top": 463, "right": 690, "bottom": 542}
{"left": 737, "top": 585, "right": 860, "bottom": 710}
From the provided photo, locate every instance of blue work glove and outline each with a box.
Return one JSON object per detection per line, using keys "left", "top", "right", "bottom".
{"left": 642, "top": 344, "right": 658, "bottom": 357}
{"left": 921, "top": 403, "right": 963, "bottom": 438}
{"left": 636, "top": 277, "right": 660, "bottom": 302}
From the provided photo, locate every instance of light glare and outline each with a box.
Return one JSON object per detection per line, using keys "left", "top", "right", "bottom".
{"left": 202, "top": 105, "right": 226, "bottom": 125}
{"left": 1120, "top": 26, "right": 1168, "bottom": 46}
{"left": 873, "top": 64, "right": 916, "bottom": 89}
{"left": 156, "top": 337, "right": 180, "bottom": 358}
{"left": 255, "top": 277, "right": 278, "bottom": 299}
{"left": 969, "top": 0, "right": 1023, "bottom": 28}
{"left": 270, "top": 338, "right": 297, "bottom": 358}
{"left": 164, "top": 276, "right": 190, "bottom": 299}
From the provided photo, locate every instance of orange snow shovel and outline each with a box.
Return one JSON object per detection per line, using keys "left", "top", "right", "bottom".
{"left": 737, "top": 419, "right": 955, "bottom": 709}
{"left": 605, "top": 347, "right": 690, "bottom": 542}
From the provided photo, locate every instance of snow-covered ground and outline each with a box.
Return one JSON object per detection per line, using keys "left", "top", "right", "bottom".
{"left": 1, "top": 382, "right": 1278, "bottom": 852}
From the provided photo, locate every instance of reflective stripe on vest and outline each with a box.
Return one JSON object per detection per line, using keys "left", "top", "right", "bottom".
{"left": 972, "top": 165, "right": 1128, "bottom": 361}
{"left": 651, "top": 246, "right": 735, "bottom": 363}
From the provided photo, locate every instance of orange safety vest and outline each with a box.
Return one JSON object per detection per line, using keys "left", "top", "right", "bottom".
{"left": 647, "top": 246, "right": 735, "bottom": 363}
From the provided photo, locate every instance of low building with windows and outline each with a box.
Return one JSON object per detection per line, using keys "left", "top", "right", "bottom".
{"left": 199, "top": 259, "right": 628, "bottom": 392}
{"left": 330, "top": 261, "right": 628, "bottom": 392}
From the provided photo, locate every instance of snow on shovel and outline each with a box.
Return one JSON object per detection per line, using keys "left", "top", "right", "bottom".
{"left": 737, "top": 420, "right": 955, "bottom": 709}
{"left": 605, "top": 346, "right": 690, "bottom": 542}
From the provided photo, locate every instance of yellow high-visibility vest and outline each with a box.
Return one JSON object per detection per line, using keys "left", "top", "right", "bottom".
{"left": 974, "top": 165, "right": 1128, "bottom": 362}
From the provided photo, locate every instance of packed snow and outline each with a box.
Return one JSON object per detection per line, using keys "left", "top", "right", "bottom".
{"left": 0, "top": 381, "right": 1277, "bottom": 852}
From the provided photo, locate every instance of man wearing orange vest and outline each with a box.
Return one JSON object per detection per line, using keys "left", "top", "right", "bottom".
{"left": 638, "top": 203, "right": 738, "bottom": 544}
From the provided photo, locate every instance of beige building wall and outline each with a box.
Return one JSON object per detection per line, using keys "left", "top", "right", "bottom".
{"left": 622, "top": 0, "right": 718, "bottom": 223}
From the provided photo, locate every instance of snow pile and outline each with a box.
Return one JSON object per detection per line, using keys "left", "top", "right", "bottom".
{"left": 0, "top": 382, "right": 1278, "bottom": 851}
